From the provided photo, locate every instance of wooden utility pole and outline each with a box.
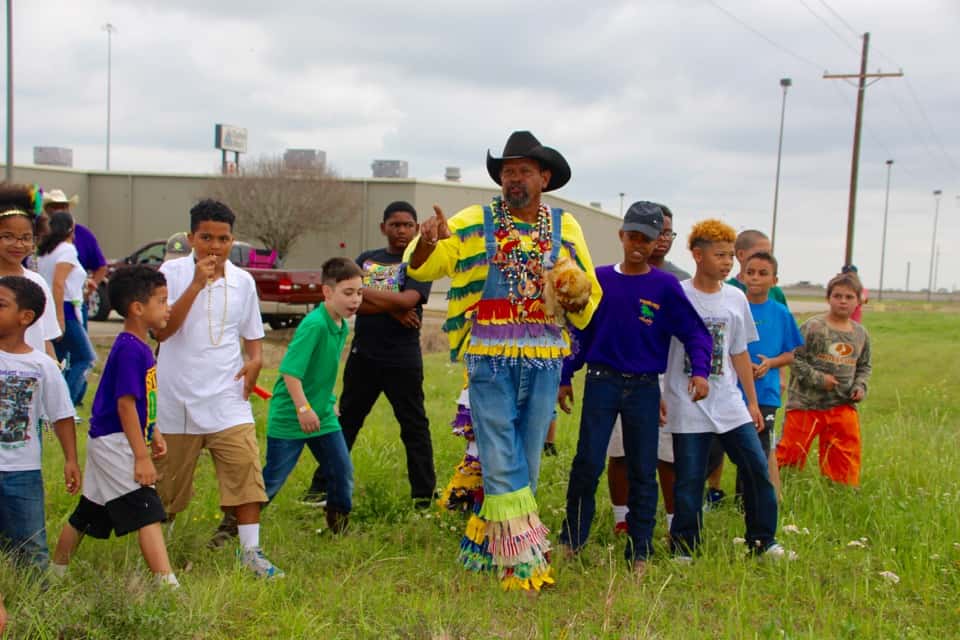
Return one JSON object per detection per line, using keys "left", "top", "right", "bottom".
{"left": 824, "top": 32, "right": 903, "bottom": 267}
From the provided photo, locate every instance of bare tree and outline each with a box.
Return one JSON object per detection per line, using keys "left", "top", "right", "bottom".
{"left": 208, "top": 155, "right": 358, "bottom": 260}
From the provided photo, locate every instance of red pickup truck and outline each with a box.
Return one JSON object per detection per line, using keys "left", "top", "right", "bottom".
{"left": 91, "top": 240, "right": 324, "bottom": 329}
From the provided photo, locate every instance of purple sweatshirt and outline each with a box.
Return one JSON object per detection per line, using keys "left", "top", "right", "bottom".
{"left": 561, "top": 265, "right": 712, "bottom": 384}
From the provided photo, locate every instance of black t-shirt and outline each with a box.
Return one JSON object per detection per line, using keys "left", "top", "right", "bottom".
{"left": 351, "top": 248, "right": 432, "bottom": 368}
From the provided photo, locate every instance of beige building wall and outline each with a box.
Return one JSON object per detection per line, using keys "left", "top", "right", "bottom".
{"left": 5, "top": 165, "right": 624, "bottom": 286}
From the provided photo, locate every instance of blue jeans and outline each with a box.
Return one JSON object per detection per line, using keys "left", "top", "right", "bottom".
{"left": 0, "top": 470, "right": 49, "bottom": 570}
{"left": 671, "top": 424, "right": 778, "bottom": 554}
{"left": 560, "top": 366, "right": 661, "bottom": 562}
{"left": 466, "top": 356, "right": 560, "bottom": 496}
{"left": 263, "top": 433, "right": 353, "bottom": 512}
{"left": 53, "top": 303, "right": 96, "bottom": 406}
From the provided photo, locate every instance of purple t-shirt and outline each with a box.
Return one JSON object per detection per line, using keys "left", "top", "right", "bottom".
{"left": 561, "top": 265, "right": 713, "bottom": 384}
{"left": 88, "top": 332, "right": 157, "bottom": 443}
{"left": 73, "top": 224, "right": 107, "bottom": 272}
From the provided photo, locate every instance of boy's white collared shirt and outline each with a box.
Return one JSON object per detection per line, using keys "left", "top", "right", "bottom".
{"left": 156, "top": 256, "right": 265, "bottom": 435}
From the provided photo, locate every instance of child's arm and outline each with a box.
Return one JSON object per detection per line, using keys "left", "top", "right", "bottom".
{"left": 236, "top": 338, "right": 263, "bottom": 400}
{"left": 51, "top": 262, "right": 73, "bottom": 333}
{"left": 283, "top": 374, "right": 321, "bottom": 433}
{"left": 731, "top": 350, "right": 764, "bottom": 430}
{"left": 754, "top": 350, "right": 795, "bottom": 379}
{"left": 851, "top": 333, "right": 872, "bottom": 402}
{"left": 153, "top": 255, "right": 217, "bottom": 342}
{"left": 788, "top": 321, "right": 831, "bottom": 390}
{"left": 52, "top": 417, "right": 81, "bottom": 494}
{"left": 117, "top": 395, "right": 156, "bottom": 486}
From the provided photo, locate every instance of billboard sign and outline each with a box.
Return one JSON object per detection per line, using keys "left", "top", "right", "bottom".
{"left": 214, "top": 124, "right": 248, "bottom": 153}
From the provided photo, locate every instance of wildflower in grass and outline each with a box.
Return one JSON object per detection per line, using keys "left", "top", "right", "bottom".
{"left": 733, "top": 537, "right": 746, "bottom": 545}
{"left": 847, "top": 540, "right": 866, "bottom": 548}
{"left": 878, "top": 571, "right": 900, "bottom": 584}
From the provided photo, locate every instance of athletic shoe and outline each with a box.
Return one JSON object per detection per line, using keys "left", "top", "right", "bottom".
{"left": 703, "top": 488, "right": 726, "bottom": 511}
{"left": 239, "top": 546, "right": 285, "bottom": 578}
{"left": 760, "top": 543, "right": 797, "bottom": 562}
{"left": 297, "top": 491, "right": 327, "bottom": 507}
{"left": 614, "top": 521, "right": 628, "bottom": 536}
{"left": 543, "top": 442, "right": 558, "bottom": 457}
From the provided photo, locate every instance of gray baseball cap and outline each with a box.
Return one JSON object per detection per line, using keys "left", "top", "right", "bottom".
{"left": 621, "top": 201, "right": 664, "bottom": 239}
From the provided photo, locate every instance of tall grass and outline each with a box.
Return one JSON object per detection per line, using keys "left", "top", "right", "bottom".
{"left": 2, "top": 311, "right": 958, "bottom": 638}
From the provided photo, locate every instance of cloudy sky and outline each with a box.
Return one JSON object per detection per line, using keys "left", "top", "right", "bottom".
{"left": 10, "top": 0, "right": 960, "bottom": 288}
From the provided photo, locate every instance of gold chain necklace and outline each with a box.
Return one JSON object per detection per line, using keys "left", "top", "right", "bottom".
{"left": 207, "top": 272, "right": 228, "bottom": 346}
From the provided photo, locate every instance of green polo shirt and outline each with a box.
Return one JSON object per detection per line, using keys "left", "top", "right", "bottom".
{"left": 267, "top": 304, "right": 348, "bottom": 439}
{"left": 727, "top": 277, "right": 789, "bottom": 307}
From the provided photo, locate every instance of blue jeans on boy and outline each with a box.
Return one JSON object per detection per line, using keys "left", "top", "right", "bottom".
{"left": 560, "top": 366, "right": 661, "bottom": 562}
{"left": 264, "top": 433, "right": 353, "bottom": 513}
{"left": 466, "top": 356, "right": 560, "bottom": 496}
{"left": 671, "top": 424, "right": 778, "bottom": 554}
{"left": 0, "top": 470, "right": 49, "bottom": 570}
{"left": 53, "top": 302, "right": 96, "bottom": 406}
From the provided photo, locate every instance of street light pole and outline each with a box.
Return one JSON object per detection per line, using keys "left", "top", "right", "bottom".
{"left": 771, "top": 77, "right": 791, "bottom": 253}
{"left": 619, "top": 192, "right": 625, "bottom": 216}
{"left": 878, "top": 159, "right": 893, "bottom": 300}
{"left": 103, "top": 22, "right": 115, "bottom": 171}
{"left": 927, "top": 189, "right": 942, "bottom": 302}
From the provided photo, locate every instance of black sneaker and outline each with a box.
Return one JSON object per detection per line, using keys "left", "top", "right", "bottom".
{"left": 543, "top": 442, "right": 558, "bottom": 457}
{"left": 297, "top": 491, "right": 327, "bottom": 508}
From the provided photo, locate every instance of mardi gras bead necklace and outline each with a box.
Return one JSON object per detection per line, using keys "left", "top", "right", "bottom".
{"left": 490, "top": 197, "right": 551, "bottom": 314}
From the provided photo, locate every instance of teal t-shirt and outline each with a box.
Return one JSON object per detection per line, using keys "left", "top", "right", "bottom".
{"left": 727, "top": 277, "right": 788, "bottom": 307}
{"left": 267, "top": 304, "right": 348, "bottom": 439}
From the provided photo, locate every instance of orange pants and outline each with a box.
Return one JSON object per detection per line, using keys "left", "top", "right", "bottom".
{"left": 776, "top": 405, "right": 861, "bottom": 486}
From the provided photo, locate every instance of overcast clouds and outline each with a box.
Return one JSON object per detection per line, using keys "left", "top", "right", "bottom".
{"left": 9, "top": 0, "right": 960, "bottom": 288}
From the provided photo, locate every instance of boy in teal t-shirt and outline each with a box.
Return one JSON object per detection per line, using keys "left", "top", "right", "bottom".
{"left": 262, "top": 257, "right": 364, "bottom": 534}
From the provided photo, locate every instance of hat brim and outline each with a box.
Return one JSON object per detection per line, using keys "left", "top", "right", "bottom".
{"left": 486, "top": 146, "right": 571, "bottom": 192}
{"left": 620, "top": 223, "right": 661, "bottom": 240}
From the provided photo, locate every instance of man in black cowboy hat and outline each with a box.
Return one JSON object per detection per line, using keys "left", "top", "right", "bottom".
{"left": 406, "top": 131, "right": 602, "bottom": 592}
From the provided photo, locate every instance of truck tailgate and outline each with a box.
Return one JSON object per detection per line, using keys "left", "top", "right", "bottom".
{"left": 251, "top": 269, "right": 325, "bottom": 304}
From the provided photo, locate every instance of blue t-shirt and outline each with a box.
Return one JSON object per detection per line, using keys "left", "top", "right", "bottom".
{"left": 89, "top": 332, "right": 157, "bottom": 443}
{"left": 561, "top": 265, "right": 713, "bottom": 384}
{"left": 739, "top": 299, "right": 803, "bottom": 407}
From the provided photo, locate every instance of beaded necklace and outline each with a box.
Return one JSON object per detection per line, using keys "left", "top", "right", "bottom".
{"left": 489, "top": 196, "right": 552, "bottom": 315}
{"left": 207, "top": 272, "right": 228, "bottom": 346}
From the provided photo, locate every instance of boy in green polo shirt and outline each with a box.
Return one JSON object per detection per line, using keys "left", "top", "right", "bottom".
{"left": 262, "top": 257, "right": 364, "bottom": 534}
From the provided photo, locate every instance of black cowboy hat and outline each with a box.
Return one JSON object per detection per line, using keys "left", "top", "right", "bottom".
{"left": 486, "top": 131, "right": 571, "bottom": 192}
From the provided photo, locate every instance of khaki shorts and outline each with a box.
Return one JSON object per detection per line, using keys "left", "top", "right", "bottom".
{"left": 156, "top": 423, "right": 267, "bottom": 515}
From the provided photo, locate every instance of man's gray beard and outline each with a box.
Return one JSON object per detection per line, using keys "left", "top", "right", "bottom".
{"left": 504, "top": 191, "right": 531, "bottom": 210}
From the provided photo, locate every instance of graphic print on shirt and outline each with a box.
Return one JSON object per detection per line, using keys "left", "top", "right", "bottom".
{"left": 0, "top": 374, "right": 37, "bottom": 449}
{"left": 363, "top": 260, "right": 405, "bottom": 292}
{"left": 145, "top": 365, "right": 157, "bottom": 444}
{"left": 818, "top": 341, "right": 857, "bottom": 367}
{"left": 638, "top": 298, "right": 660, "bottom": 326}
{"left": 685, "top": 318, "right": 726, "bottom": 379}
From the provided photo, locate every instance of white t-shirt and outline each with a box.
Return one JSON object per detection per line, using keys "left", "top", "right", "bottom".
{"left": 37, "top": 242, "right": 85, "bottom": 322}
{"left": 20, "top": 268, "right": 62, "bottom": 353}
{"left": 156, "top": 256, "right": 265, "bottom": 435}
{"left": 0, "top": 348, "right": 75, "bottom": 471}
{"left": 663, "top": 280, "right": 758, "bottom": 434}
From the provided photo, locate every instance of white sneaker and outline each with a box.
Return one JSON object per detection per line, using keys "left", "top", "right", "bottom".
{"left": 761, "top": 543, "right": 797, "bottom": 561}
{"left": 239, "top": 546, "right": 285, "bottom": 578}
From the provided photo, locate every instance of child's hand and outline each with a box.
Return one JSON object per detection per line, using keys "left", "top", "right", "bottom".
{"left": 748, "top": 403, "right": 764, "bottom": 431}
{"left": 688, "top": 376, "right": 709, "bottom": 402}
{"left": 659, "top": 399, "right": 668, "bottom": 426}
{"left": 134, "top": 455, "right": 158, "bottom": 486}
{"left": 191, "top": 254, "right": 217, "bottom": 288}
{"left": 822, "top": 374, "right": 839, "bottom": 391}
{"left": 151, "top": 433, "right": 167, "bottom": 460}
{"left": 64, "top": 461, "right": 81, "bottom": 495}
{"left": 299, "top": 409, "right": 322, "bottom": 434}
{"left": 236, "top": 359, "right": 263, "bottom": 400}
{"left": 754, "top": 355, "right": 770, "bottom": 379}
{"left": 557, "top": 385, "right": 575, "bottom": 414}
{"left": 850, "top": 387, "right": 865, "bottom": 402}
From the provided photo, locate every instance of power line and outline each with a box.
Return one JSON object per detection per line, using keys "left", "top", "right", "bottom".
{"left": 816, "top": 0, "right": 862, "bottom": 39}
{"left": 705, "top": 0, "right": 826, "bottom": 72}
{"left": 797, "top": 0, "right": 860, "bottom": 55}
{"left": 903, "top": 77, "right": 960, "bottom": 175}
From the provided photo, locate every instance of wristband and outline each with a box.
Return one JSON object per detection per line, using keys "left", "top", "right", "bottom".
{"left": 297, "top": 403, "right": 312, "bottom": 414}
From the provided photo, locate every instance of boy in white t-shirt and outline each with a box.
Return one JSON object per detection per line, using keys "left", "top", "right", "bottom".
{"left": 0, "top": 276, "right": 80, "bottom": 570}
{"left": 663, "top": 220, "right": 788, "bottom": 560}
{"left": 154, "top": 199, "right": 281, "bottom": 579}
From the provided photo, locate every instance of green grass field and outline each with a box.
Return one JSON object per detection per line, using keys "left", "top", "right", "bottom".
{"left": 3, "top": 311, "right": 959, "bottom": 639}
